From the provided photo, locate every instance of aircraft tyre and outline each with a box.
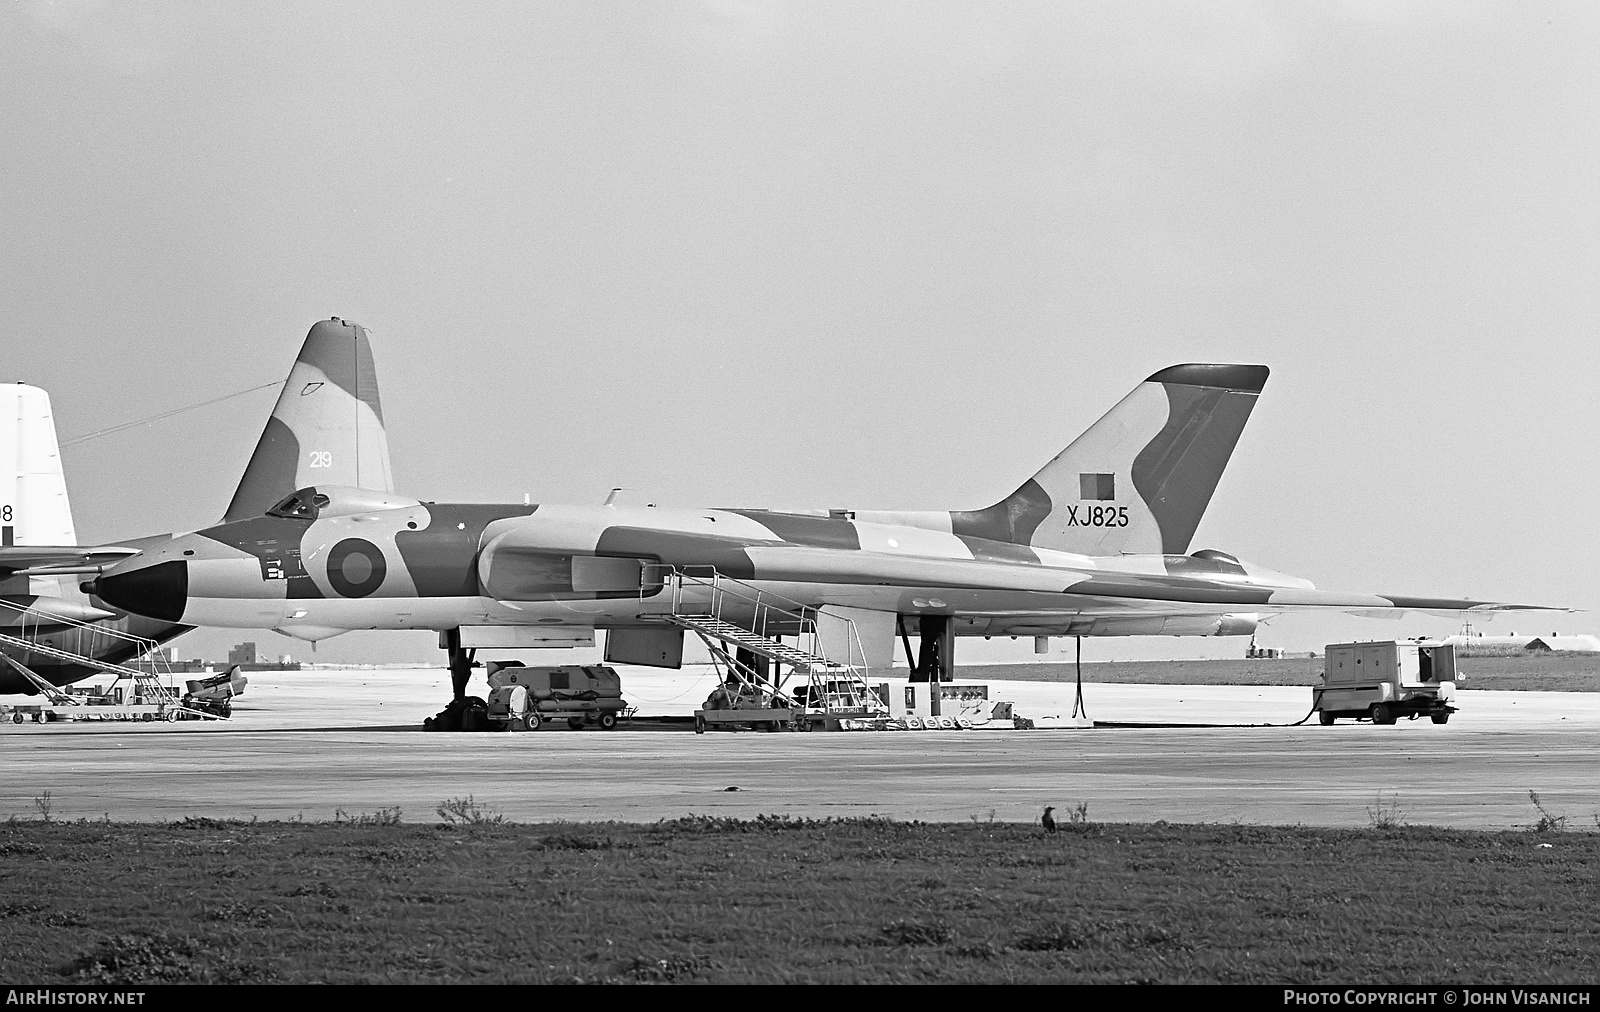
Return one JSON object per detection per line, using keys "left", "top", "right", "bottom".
{"left": 598, "top": 712, "right": 617, "bottom": 730}
{"left": 1318, "top": 711, "right": 1336, "bottom": 726}
{"left": 1431, "top": 712, "right": 1450, "bottom": 725}
{"left": 1371, "top": 703, "right": 1395, "bottom": 726}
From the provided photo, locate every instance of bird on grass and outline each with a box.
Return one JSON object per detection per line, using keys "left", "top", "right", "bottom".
{"left": 1041, "top": 806, "right": 1057, "bottom": 834}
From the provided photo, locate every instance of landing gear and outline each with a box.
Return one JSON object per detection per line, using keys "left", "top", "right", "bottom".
{"left": 443, "top": 628, "right": 477, "bottom": 700}
{"left": 422, "top": 629, "right": 490, "bottom": 731}
{"left": 902, "top": 614, "right": 954, "bottom": 718}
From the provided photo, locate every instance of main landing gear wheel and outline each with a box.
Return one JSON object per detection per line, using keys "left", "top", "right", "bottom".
{"left": 598, "top": 712, "right": 618, "bottom": 730}
{"left": 1371, "top": 703, "right": 1395, "bottom": 725}
{"left": 1318, "top": 712, "right": 1336, "bottom": 726}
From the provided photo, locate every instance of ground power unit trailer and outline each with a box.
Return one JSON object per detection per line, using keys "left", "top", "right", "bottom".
{"left": 1314, "top": 640, "right": 1458, "bottom": 725}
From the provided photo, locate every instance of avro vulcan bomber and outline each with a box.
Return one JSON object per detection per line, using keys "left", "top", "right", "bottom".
{"left": 88, "top": 342, "right": 1550, "bottom": 700}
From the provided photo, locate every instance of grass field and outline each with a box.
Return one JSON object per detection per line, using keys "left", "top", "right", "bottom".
{"left": 964, "top": 654, "right": 1600, "bottom": 693}
{"left": 3, "top": 808, "right": 1597, "bottom": 984}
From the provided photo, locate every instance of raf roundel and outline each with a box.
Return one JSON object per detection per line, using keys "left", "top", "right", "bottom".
{"left": 327, "top": 538, "right": 388, "bottom": 598}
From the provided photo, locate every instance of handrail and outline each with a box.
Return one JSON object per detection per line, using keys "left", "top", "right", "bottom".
{"left": 646, "top": 563, "right": 886, "bottom": 720}
{"left": 0, "top": 597, "right": 185, "bottom": 708}
{"left": 0, "top": 597, "right": 169, "bottom": 661}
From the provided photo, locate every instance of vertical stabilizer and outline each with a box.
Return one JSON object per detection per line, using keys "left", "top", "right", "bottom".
{"left": 952, "top": 364, "right": 1267, "bottom": 556}
{"left": 0, "top": 384, "right": 76, "bottom": 546}
{"left": 223, "top": 318, "right": 394, "bottom": 521}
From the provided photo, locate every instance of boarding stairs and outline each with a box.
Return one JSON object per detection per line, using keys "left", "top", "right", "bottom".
{"left": 664, "top": 616, "right": 835, "bottom": 672}
{"left": 0, "top": 600, "right": 223, "bottom": 719}
{"left": 645, "top": 566, "right": 889, "bottom": 726}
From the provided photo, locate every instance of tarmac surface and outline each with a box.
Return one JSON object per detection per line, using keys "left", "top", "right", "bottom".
{"left": 4, "top": 666, "right": 1597, "bottom": 829}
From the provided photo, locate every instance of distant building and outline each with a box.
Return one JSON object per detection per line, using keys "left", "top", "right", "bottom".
{"left": 1440, "top": 634, "right": 1600, "bottom": 654}
{"left": 227, "top": 642, "right": 257, "bottom": 667}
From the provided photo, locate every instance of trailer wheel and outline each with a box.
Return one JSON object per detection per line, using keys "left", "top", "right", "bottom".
{"left": 1371, "top": 703, "right": 1395, "bottom": 725}
{"left": 1318, "top": 711, "right": 1336, "bottom": 726}
{"left": 1431, "top": 712, "right": 1450, "bottom": 725}
{"left": 12, "top": 713, "right": 21, "bottom": 724}
{"left": 568, "top": 718, "right": 585, "bottom": 731}
{"left": 695, "top": 714, "right": 706, "bottom": 734}
{"left": 598, "top": 712, "right": 617, "bottom": 730}
{"left": 525, "top": 712, "right": 542, "bottom": 730}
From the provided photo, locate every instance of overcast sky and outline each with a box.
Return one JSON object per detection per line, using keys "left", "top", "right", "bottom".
{"left": 3, "top": 2, "right": 1596, "bottom": 665}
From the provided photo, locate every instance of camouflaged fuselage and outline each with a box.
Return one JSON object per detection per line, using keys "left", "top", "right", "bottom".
{"left": 91, "top": 489, "right": 1525, "bottom": 643}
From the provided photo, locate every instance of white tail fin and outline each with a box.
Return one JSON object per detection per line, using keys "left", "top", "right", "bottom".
{"left": 223, "top": 318, "right": 394, "bottom": 521}
{"left": 0, "top": 384, "right": 76, "bottom": 547}
{"left": 951, "top": 364, "right": 1268, "bottom": 556}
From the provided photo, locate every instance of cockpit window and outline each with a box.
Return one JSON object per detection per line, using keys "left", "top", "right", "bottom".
{"left": 267, "top": 489, "right": 331, "bottom": 520}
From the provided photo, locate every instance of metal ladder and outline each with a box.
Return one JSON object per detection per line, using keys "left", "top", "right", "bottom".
{"left": 646, "top": 566, "right": 889, "bottom": 723}
{"left": 0, "top": 600, "right": 222, "bottom": 719}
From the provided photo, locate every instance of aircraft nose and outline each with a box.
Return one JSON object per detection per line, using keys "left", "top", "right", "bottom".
{"left": 93, "top": 560, "right": 189, "bottom": 622}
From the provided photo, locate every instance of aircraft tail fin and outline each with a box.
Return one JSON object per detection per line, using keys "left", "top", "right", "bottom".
{"left": 0, "top": 384, "right": 77, "bottom": 547}
{"left": 223, "top": 318, "right": 394, "bottom": 522}
{"left": 952, "top": 364, "right": 1268, "bottom": 556}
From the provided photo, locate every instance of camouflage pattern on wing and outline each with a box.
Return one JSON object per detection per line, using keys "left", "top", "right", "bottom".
{"left": 223, "top": 318, "right": 393, "bottom": 523}
{"left": 93, "top": 487, "right": 1557, "bottom": 646}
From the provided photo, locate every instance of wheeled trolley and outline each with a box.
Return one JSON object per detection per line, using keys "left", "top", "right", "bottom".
{"left": 1313, "top": 640, "right": 1459, "bottom": 726}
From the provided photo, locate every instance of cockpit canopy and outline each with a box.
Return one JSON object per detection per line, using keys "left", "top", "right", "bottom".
{"left": 267, "top": 489, "right": 330, "bottom": 519}
{"left": 265, "top": 485, "right": 420, "bottom": 521}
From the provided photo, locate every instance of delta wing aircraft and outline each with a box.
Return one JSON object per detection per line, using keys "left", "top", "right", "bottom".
{"left": 89, "top": 361, "right": 1550, "bottom": 700}
{"left": 0, "top": 318, "right": 393, "bottom": 693}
